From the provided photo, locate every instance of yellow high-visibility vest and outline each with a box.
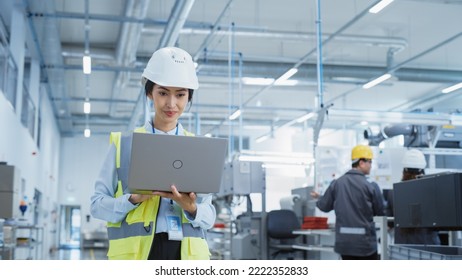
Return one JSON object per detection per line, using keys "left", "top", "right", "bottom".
{"left": 106, "top": 127, "right": 210, "bottom": 260}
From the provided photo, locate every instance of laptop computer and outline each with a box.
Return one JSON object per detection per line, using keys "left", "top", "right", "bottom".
{"left": 128, "top": 132, "right": 228, "bottom": 194}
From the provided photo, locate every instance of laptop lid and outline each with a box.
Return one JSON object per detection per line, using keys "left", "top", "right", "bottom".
{"left": 128, "top": 133, "right": 228, "bottom": 194}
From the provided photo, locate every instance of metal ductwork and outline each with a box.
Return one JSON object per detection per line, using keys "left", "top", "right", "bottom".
{"left": 364, "top": 123, "right": 462, "bottom": 148}
{"left": 364, "top": 124, "right": 421, "bottom": 147}
{"left": 143, "top": 27, "right": 408, "bottom": 53}
{"left": 26, "top": 0, "right": 72, "bottom": 132}
{"left": 109, "top": 0, "right": 150, "bottom": 117}
{"left": 193, "top": 59, "right": 462, "bottom": 84}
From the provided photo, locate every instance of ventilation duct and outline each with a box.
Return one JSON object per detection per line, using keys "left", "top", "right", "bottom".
{"left": 364, "top": 124, "right": 420, "bottom": 147}
{"left": 364, "top": 124, "right": 462, "bottom": 148}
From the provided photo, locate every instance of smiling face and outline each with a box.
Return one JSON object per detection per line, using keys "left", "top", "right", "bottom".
{"left": 147, "top": 84, "right": 189, "bottom": 132}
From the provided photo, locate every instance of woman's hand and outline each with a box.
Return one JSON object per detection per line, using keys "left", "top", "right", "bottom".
{"left": 129, "top": 193, "right": 155, "bottom": 204}
{"left": 153, "top": 185, "right": 197, "bottom": 217}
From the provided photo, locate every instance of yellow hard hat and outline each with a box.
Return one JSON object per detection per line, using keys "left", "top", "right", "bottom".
{"left": 351, "top": 145, "right": 373, "bottom": 161}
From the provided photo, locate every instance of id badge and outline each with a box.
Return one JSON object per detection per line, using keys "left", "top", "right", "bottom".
{"left": 166, "top": 202, "right": 183, "bottom": 241}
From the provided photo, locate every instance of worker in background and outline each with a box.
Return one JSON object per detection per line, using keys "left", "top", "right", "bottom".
{"left": 90, "top": 47, "right": 216, "bottom": 260}
{"left": 385, "top": 149, "right": 440, "bottom": 245}
{"left": 311, "top": 145, "right": 385, "bottom": 260}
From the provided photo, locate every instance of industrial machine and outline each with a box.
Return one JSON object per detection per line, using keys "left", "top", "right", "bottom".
{"left": 211, "top": 158, "right": 267, "bottom": 260}
{"left": 394, "top": 172, "right": 462, "bottom": 230}
{"left": 0, "top": 164, "right": 21, "bottom": 219}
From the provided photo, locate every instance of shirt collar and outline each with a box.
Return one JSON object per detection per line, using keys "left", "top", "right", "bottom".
{"left": 143, "top": 121, "right": 184, "bottom": 135}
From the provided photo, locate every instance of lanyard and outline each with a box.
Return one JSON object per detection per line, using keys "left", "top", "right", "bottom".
{"left": 152, "top": 122, "right": 178, "bottom": 207}
{"left": 152, "top": 123, "right": 179, "bottom": 135}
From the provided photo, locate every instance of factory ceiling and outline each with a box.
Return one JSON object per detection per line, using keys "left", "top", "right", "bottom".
{"left": 4, "top": 0, "right": 462, "bottom": 139}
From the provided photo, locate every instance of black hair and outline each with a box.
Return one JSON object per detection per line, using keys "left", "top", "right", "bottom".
{"left": 144, "top": 79, "right": 194, "bottom": 103}
{"left": 351, "top": 158, "right": 370, "bottom": 168}
{"left": 402, "top": 168, "right": 425, "bottom": 181}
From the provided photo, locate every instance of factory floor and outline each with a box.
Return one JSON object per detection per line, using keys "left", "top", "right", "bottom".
{"left": 50, "top": 248, "right": 108, "bottom": 260}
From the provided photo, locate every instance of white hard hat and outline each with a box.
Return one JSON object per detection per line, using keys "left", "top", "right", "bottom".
{"left": 402, "top": 149, "right": 426, "bottom": 169}
{"left": 141, "top": 47, "right": 199, "bottom": 90}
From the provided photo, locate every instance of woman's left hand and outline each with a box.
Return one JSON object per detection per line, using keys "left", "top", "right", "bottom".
{"left": 153, "top": 185, "right": 197, "bottom": 217}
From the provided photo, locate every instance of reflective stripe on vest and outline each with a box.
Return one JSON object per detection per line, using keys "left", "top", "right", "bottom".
{"left": 108, "top": 221, "right": 205, "bottom": 240}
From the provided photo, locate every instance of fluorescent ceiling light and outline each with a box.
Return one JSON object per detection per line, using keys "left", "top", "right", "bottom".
{"left": 369, "top": 0, "right": 394, "bottom": 14}
{"left": 442, "top": 82, "right": 462, "bottom": 94}
{"left": 84, "top": 128, "right": 91, "bottom": 138}
{"left": 275, "top": 68, "right": 298, "bottom": 84}
{"left": 83, "top": 55, "right": 92, "bottom": 74}
{"left": 398, "top": 135, "right": 404, "bottom": 146}
{"left": 204, "top": 133, "right": 212, "bottom": 137}
{"left": 362, "top": 73, "right": 392, "bottom": 89}
{"left": 274, "top": 79, "right": 299, "bottom": 86}
{"left": 228, "top": 109, "right": 242, "bottom": 120}
{"left": 296, "top": 112, "right": 316, "bottom": 123}
{"left": 83, "top": 101, "right": 91, "bottom": 114}
{"left": 242, "top": 77, "right": 274, "bottom": 86}
{"left": 242, "top": 77, "right": 298, "bottom": 86}
{"left": 255, "top": 135, "right": 270, "bottom": 144}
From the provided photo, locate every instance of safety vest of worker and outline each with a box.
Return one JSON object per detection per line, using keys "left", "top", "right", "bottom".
{"left": 106, "top": 126, "right": 211, "bottom": 260}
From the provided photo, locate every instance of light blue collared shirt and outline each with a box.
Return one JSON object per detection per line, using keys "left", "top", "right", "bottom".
{"left": 90, "top": 122, "right": 216, "bottom": 232}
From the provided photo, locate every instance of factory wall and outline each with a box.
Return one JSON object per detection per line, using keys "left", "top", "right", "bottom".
{"left": 58, "top": 135, "right": 109, "bottom": 234}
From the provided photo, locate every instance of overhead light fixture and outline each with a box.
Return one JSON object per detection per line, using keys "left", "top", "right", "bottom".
{"left": 295, "top": 112, "right": 316, "bottom": 123}
{"left": 241, "top": 77, "right": 298, "bottom": 86}
{"left": 83, "top": 101, "right": 91, "bottom": 114}
{"left": 84, "top": 128, "right": 91, "bottom": 138}
{"left": 255, "top": 134, "right": 270, "bottom": 144}
{"left": 242, "top": 77, "right": 274, "bottom": 86}
{"left": 83, "top": 55, "right": 92, "bottom": 74}
{"left": 228, "top": 109, "right": 242, "bottom": 120}
{"left": 369, "top": 0, "right": 394, "bottom": 14}
{"left": 362, "top": 73, "right": 392, "bottom": 89}
{"left": 274, "top": 79, "right": 299, "bottom": 86}
{"left": 442, "top": 82, "right": 462, "bottom": 94}
{"left": 275, "top": 68, "right": 298, "bottom": 84}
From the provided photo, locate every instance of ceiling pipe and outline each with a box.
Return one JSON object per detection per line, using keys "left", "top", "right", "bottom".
{"left": 48, "top": 58, "right": 462, "bottom": 85}
{"left": 217, "top": 0, "right": 385, "bottom": 137}
{"left": 143, "top": 27, "right": 408, "bottom": 53}
{"left": 328, "top": 31, "right": 462, "bottom": 119}
{"left": 157, "top": 0, "right": 195, "bottom": 48}
{"left": 196, "top": 60, "right": 462, "bottom": 84}
{"left": 241, "top": 0, "right": 385, "bottom": 109}
{"left": 24, "top": 0, "right": 73, "bottom": 132}
{"left": 388, "top": 32, "right": 462, "bottom": 74}
{"left": 48, "top": 48, "right": 462, "bottom": 86}
{"left": 109, "top": 0, "right": 150, "bottom": 117}
{"left": 61, "top": 49, "right": 115, "bottom": 61}
{"left": 192, "top": 0, "right": 234, "bottom": 62}
{"left": 364, "top": 124, "right": 416, "bottom": 146}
